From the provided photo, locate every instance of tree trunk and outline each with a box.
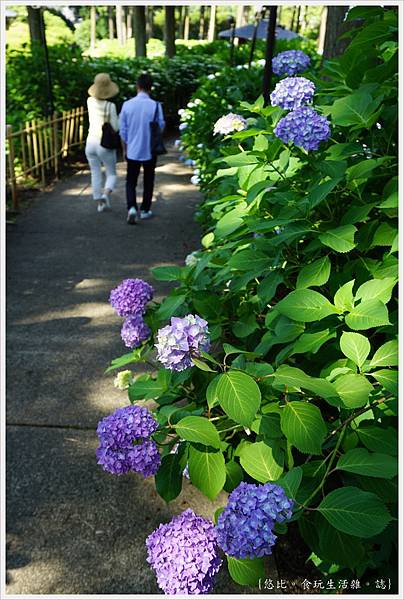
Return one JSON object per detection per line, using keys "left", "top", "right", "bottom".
{"left": 116, "top": 5, "right": 123, "bottom": 46}
{"left": 164, "top": 7, "right": 176, "bottom": 58}
{"left": 27, "top": 6, "right": 42, "bottom": 46}
{"left": 199, "top": 6, "right": 205, "bottom": 40}
{"left": 177, "top": 6, "right": 183, "bottom": 39}
{"left": 133, "top": 6, "right": 147, "bottom": 57}
{"left": 301, "top": 6, "right": 308, "bottom": 34}
{"left": 234, "top": 5, "right": 244, "bottom": 46}
{"left": 183, "top": 7, "right": 190, "bottom": 41}
{"left": 90, "top": 6, "right": 96, "bottom": 50}
{"left": 122, "top": 7, "right": 127, "bottom": 45}
{"left": 295, "top": 6, "right": 301, "bottom": 33}
{"left": 208, "top": 6, "right": 217, "bottom": 42}
{"left": 322, "top": 6, "right": 352, "bottom": 61}
{"left": 146, "top": 7, "right": 153, "bottom": 40}
{"left": 127, "top": 7, "right": 133, "bottom": 39}
{"left": 290, "top": 7, "right": 296, "bottom": 30}
{"left": 318, "top": 7, "right": 327, "bottom": 53}
{"left": 278, "top": 6, "right": 283, "bottom": 25}
{"left": 108, "top": 6, "right": 114, "bottom": 39}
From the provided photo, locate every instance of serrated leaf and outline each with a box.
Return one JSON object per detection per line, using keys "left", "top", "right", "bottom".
{"left": 318, "top": 486, "right": 391, "bottom": 538}
{"left": 296, "top": 256, "right": 331, "bottom": 289}
{"left": 155, "top": 453, "right": 183, "bottom": 503}
{"left": 369, "top": 369, "right": 398, "bottom": 395}
{"left": 319, "top": 225, "right": 357, "bottom": 253}
{"left": 336, "top": 448, "right": 397, "bottom": 479}
{"left": 217, "top": 371, "right": 261, "bottom": 427}
{"left": 227, "top": 557, "right": 265, "bottom": 586}
{"left": 369, "top": 339, "right": 398, "bottom": 368}
{"left": 280, "top": 402, "right": 327, "bottom": 455}
{"left": 334, "top": 279, "right": 355, "bottom": 312}
{"left": 151, "top": 265, "right": 182, "bottom": 281}
{"left": 188, "top": 446, "right": 226, "bottom": 500}
{"left": 276, "top": 289, "right": 338, "bottom": 322}
{"left": 318, "top": 518, "right": 365, "bottom": 568}
{"left": 191, "top": 357, "right": 217, "bottom": 372}
{"left": 175, "top": 416, "right": 222, "bottom": 449}
{"left": 334, "top": 373, "right": 373, "bottom": 408}
{"left": 224, "top": 460, "right": 244, "bottom": 492}
{"left": 276, "top": 467, "right": 303, "bottom": 499}
{"left": 355, "top": 277, "right": 396, "bottom": 304}
{"left": 274, "top": 365, "right": 339, "bottom": 404}
{"left": 357, "top": 424, "right": 398, "bottom": 455}
{"left": 345, "top": 299, "right": 390, "bottom": 330}
{"left": 340, "top": 331, "right": 370, "bottom": 368}
{"left": 292, "top": 329, "right": 336, "bottom": 355}
{"left": 239, "top": 441, "right": 284, "bottom": 482}
{"left": 206, "top": 376, "right": 220, "bottom": 409}
{"left": 156, "top": 294, "right": 187, "bottom": 320}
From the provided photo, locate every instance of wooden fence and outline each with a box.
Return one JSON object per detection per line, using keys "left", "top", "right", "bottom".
{"left": 6, "top": 106, "right": 87, "bottom": 211}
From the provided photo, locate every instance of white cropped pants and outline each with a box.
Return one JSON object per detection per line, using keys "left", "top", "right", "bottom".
{"left": 85, "top": 140, "right": 117, "bottom": 200}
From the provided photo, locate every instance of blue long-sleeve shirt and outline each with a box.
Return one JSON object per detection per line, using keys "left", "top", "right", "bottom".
{"left": 119, "top": 92, "right": 165, "bottom": 161}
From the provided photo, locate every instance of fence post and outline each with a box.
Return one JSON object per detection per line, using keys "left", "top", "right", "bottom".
{"left": 6, "top": 124, "right": 19, "bottom": 211}
{"left": 52, "top": 112, "right": 59, "bottom": 178}
{"left": 37, "top": 119, "right": 46, "bottom": 190}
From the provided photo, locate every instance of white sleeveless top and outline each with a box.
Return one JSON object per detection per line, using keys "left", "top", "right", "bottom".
{"left": 86, "top": 97, "right": 119, "bottom": 144}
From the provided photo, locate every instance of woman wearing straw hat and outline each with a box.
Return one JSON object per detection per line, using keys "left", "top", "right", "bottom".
{"left": 85, "top": 73, "right": 119, "bottom": 212}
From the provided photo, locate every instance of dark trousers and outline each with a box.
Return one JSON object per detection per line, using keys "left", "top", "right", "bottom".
{"left": 126, "top": 157, "right": 157, "bottom": 212}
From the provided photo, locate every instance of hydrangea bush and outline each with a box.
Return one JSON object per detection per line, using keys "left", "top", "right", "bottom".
{"left": 103, "top": 8, "right": 398, "bottom": 594}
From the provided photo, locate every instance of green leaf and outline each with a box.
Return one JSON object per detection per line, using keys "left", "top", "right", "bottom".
{"left": 175, "top": 416, "right": 222, "bottom": 449}
{"left": 345, "top": 299, "right": 390, "bottom": 330}
{"left": 357, "top": 424, "right": 398, "bottom": 455}
{"left": 224, "top": 460, "right": 244, "bottom": 493}
{"left": 334, "top": 279, "right": 355, "bottom": 312}
{"left": 228, "top": 249, "right": 269, "bottom": 272}
{"left": 215, "top": 202, "right": 247, "bottom": 238}
{"left": 355, "top": 277, "right": 396, "bottom": 304}
{"left": 151, "top": 265, "right": 182, "bottom": 281}
{"left": 330, "top": 92, "right": 382, "bottom": 128}
{"left": 206, "top": 376, "right": 220, "bottom": 409}
{"left": 217, "top": 371, "right": 261, "bottom": 427}
{"left": 334, "top": 373, "right": 373, "bottom": 408}
{"left": 306, "top": 178, "right": 340, "bottom": 209}
{"left": 227, "top": 556, "right": 265, "bottom": 586}
{"left": 336, "top": 448, "right": 397, "bottom": 479}
{"left": 258, "top": 272, "right": 283, "bottom": 303}
{"left": 251, "top": 413, "right": 282, "bottom": 439}
{"left": 370, "top": 369, "right": 398, "bottom": 395}
{"left": 156, "top": 294, "right": 187, "bottom": 320}
{"left": 340, "top": 331, "right": 370, "bottom": 368}
{"left": 346, "top": 158, "right": 389, "bottom": 182}
{"left": 276, "top": 466, "right": 303, "bottom": 499}
{"left": 191, "top": 357, "right": 217, "bottom": 372}
{"left": 274, "top": 365, "right": 339, "bottom": 404}
{"left": 318, "top": 486, "right": 391, "bottom": 538}
{"left": 128, "top": 378, "right": 168, "bottom": 401}
{"left": 319, "top": 225, "right": 357, "bottom": 253}
{"left": 276, "top": 289, "right": 338, "bottom": 322}
{"left": 188, "top": 446, "right": 226, "bottom": 500}
{"left": 239, "top": 441, "right": 283, "bottom": 483}
{"left": 105, "top": 350, "right": 143, "bottom": 373}
{"left": 155, "top": 453, "right": 183, "bottom": 503}
{"left": 369, "top": 339, "right": 398, "bottom": 368}
{"left": 296, "top": 256, "right": 331, "bottom": 289}
{"left": 372, "top": 223, "right": 397, "bottom": 247}
{"left": 280, "top": 402, "right": 327, "bottom": 455}
{"left": 292, "top": 329, "right": 336, "bottom": 355}
{"left": 318, "top": 519, "right": 365, "bottom": 568}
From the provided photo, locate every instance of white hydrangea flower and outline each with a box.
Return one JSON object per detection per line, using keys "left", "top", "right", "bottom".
{"left": 213, "top": 113, "right": 247, "bottom": 135}
{"left": 185, "top": 252, "right": 199, "bottom": 267}
{"left": 114, "top": 370, "right": 133, "bottom": 390}
{"left": 190, "top": 175, "right": 200, "bottom": 185}
{"left": 179, "top": 123, "right": 188, "bottom": 131}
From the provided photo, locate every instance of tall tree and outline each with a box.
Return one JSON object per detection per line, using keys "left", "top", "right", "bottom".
{"left": 199, "top": 6, "right": 205, "bottom": 40}
{"left": 133, "top": 6, "right": 147, "bottom": 57}
{"left": 164, "top": 7, "right": 176, "bottom": 58}
{"left": 208, "top": 6, "right": 217, "bottom": 42}
{"left": 127, "top": 7, "right": 133, "bottom": 39}
{"left": 183, "top": 6, "right": 190, "bottom": 41}
{"left": 116, "top": 5, "right": 123, "bottom": 46}
{"left": 295, "top": 6, "right": 301, "bottom": 33}
{"left": 146, "top": 7, "right": 153, "bottom": 40}
{"left": 322, "top": 6, "right": 353, "bottom": 60}
{"left": 27, "top": 6, "right": 42, "bottom": 45}
{"left": 177, "top": 6, "right": 183, "bottom": 39}
{"left": 290, "top": 7, "right": 296, "bottom": 30}
{"left": 90, "top": 6, "right": 96, "bottom": 50}
{"left": 108, "top": 6, "right": 114, "bottom": 40}
{"left": 122, "top": 7, "right": 127, "bottom": 44}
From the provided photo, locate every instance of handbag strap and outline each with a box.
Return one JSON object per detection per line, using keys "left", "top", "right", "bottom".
{"left": 103, "top": 101, "right": 110, "bottom": 124}
{"left": 153, "top": 101, "right": 159, "bottom": 123}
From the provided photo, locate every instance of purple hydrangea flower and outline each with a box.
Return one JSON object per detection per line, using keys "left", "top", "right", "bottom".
{"left": 155, "top": 314, "right": 210, "bottom": 372}
{"left": 270, "top": 77, "right": 315, "bottom": 111}
{"left": 109, "top": 278, "right": 154, "bottom": 317}
{"left": 96, "top": 405, "right": 160, "bottom": 477}
{"left": 121, "top": 315, "right": 151, "bottom": 348}
{"left": 146, "top": 509, "right": 222, "bottom": 594}
{"left": 272, "top": 50, "right": 311, "bottom": 76}
{"left": 274, "top": 106, "right": 331, "bottom": 151}
{"left": 213, "top": 113, "right": 247, "bottom": 135}
{"left": 216, "top": 482, "right": 294, "bottom": 559}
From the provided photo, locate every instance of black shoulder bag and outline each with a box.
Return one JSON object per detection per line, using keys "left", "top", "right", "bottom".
{"left": 150, "top": 101, "right": 167, "bottom": 156}
{"left": 101, "top": 101, "right": 121, "bottom": 150}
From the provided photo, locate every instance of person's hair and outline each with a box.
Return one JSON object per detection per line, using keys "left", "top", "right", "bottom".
{"left": 137, "top": 73, "right": 153, "bottom": 92}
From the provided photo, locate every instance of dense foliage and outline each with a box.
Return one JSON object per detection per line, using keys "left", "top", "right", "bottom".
{"left": 107, "top": 6, "right": 398, "bottom": 593}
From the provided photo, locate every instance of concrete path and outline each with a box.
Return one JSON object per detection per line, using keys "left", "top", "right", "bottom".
{"left": 6, "top": 146, "right": 248, "bottom": 595}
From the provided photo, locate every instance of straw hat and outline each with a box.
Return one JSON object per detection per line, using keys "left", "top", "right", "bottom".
{"left": 88, "top": 73, "right": 119, "bottom": 99}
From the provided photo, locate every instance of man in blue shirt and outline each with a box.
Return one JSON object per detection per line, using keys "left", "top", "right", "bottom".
{"left": 120, "top": 74, "right": 165, "bottom": 224}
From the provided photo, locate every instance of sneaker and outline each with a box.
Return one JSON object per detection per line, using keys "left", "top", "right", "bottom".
{"left": 140, "top": 210, "right": 153, "bottom": 220}
{"left": 97, "top": 201, "right": 106, "bottom": 213}
{"left": 102, "top": 193, "right": 111, "bottom": 210}
{"left": 127, "top": 207, "right": 137, "bottom": 225}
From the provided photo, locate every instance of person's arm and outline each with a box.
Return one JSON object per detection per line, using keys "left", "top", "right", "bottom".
{"left": 119, "top": 104, "right": 127, "bottom": 158}
{"left": 110, "top": 102, "right": 119, "bottom": 132}
{"left": 158, "top": 103, "right": 165, "bottom": 132}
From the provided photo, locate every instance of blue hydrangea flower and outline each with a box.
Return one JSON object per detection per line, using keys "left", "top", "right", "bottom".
{"left": 272, "top": 50, "right": 311, "bottom": 76}
{"left": 146, "top": 509, "right": 222, "bottom": 594}
{"left": 216, "top": 482, "right": 294, "bottom": 559}
{"left": 270, "top": 77, "right": 315, "bottom": 111}
{"left": 96, "top": 406, "right": 160, "bottom": 477}
{"left": 155, "top": 314, "right": 210, "bottom": 371}
{"left": 213, "top": 113, "right": 247, "bottom": 135}
{"left": 121, "top": 315, "right": 151, "bottom": 348}
{"left": 109, "top": 278, "right": 154, "bottom": 317}
{"left": 274, "top": 106, "right": 331, "bottom": 151}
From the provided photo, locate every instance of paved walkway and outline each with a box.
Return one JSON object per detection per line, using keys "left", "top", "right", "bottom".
{"left": 6, "top": 146, "right": 247, "bottom": 595}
